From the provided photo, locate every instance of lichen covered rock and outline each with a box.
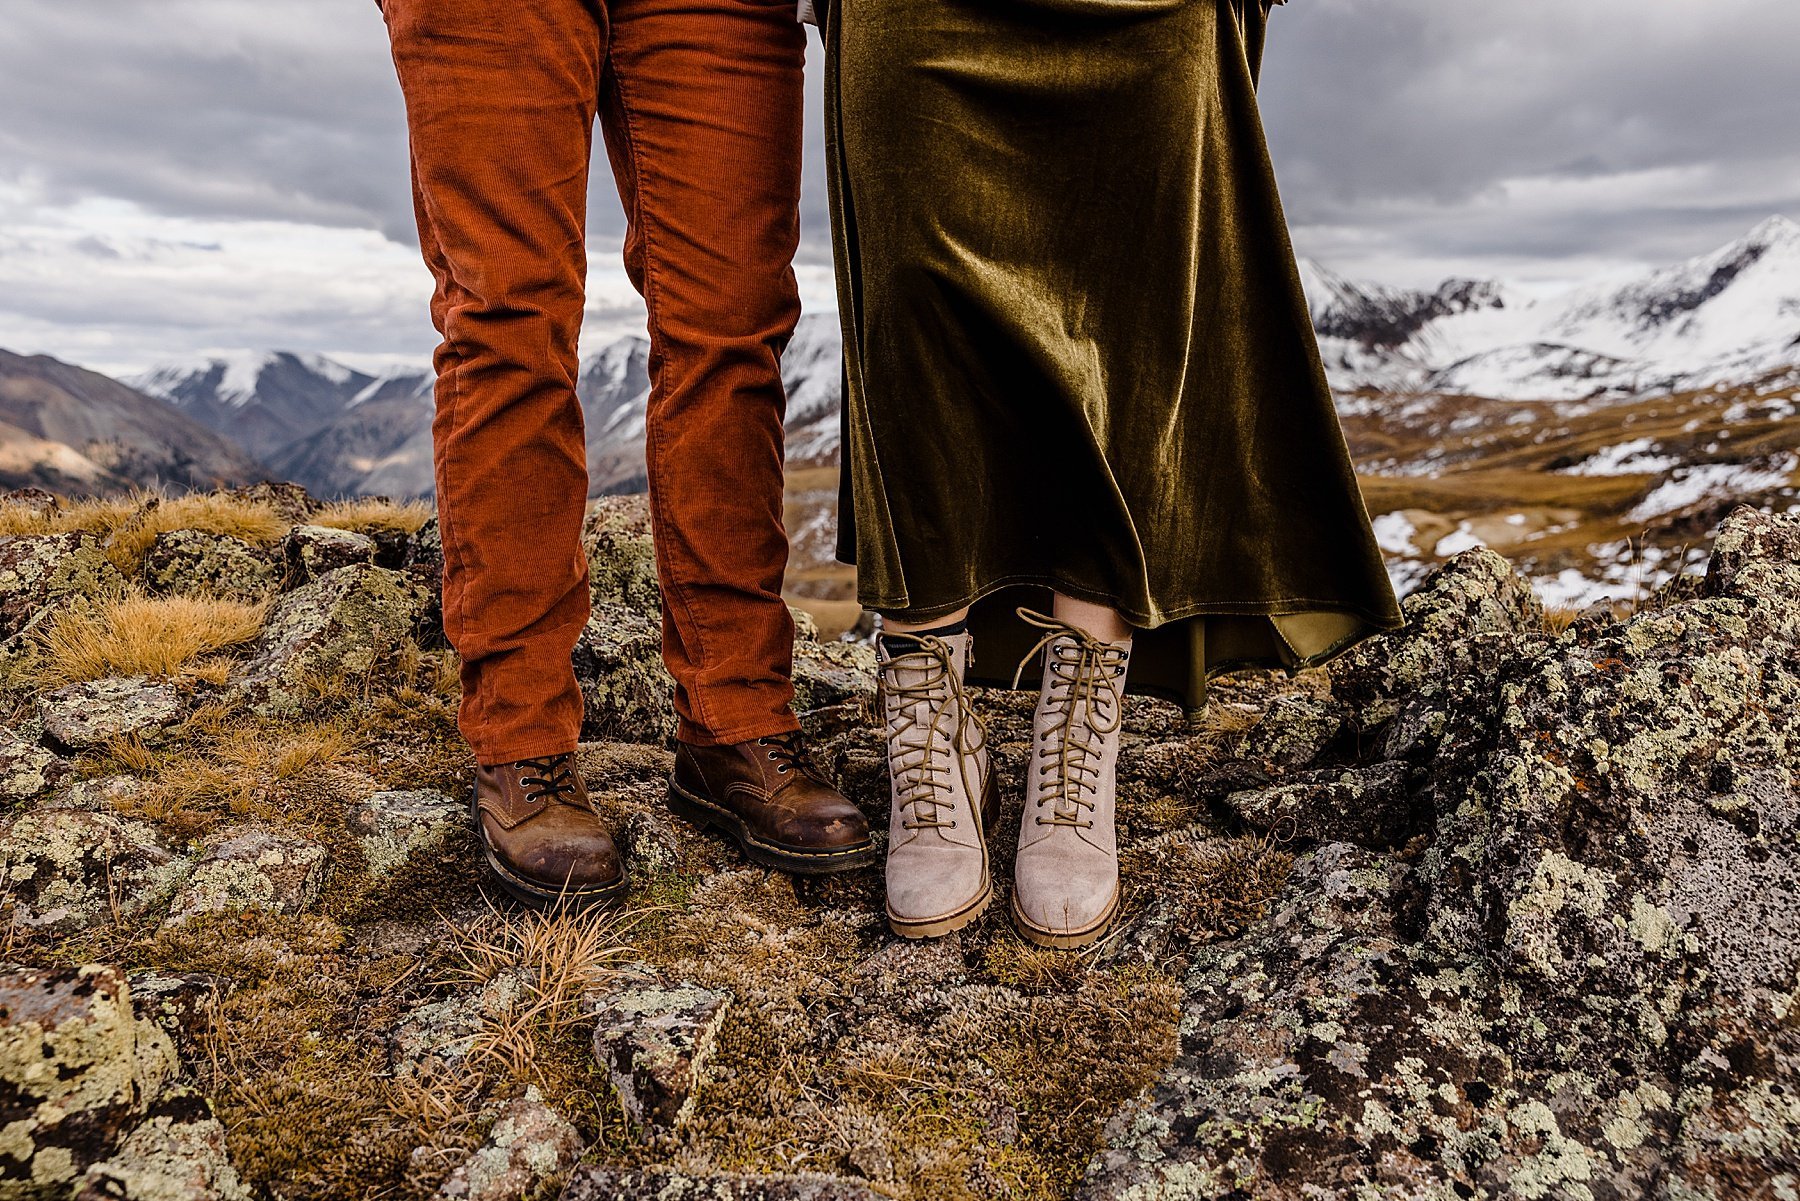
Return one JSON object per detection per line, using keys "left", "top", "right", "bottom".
{"left": 791, "top": 638, "right": 877, "bottom": 713}
{"left": 388, "top": 969, "right": 531, "bottom": 1084}
{"left": 0, "top": 963, "right": 179, "bottom": 1193}
{"left": 582, "top": 494, "right": 659, "bottom": 613}
{"left": 38, "top": 675, "right": 186, "bottom": 752}
{"left": 282, "top": 524, "right": 378, "bottom": 585}
{"left": 163, "top": 830, "right": 328, "bottom": 926}
{"left": 437, "top": 1088, "right": 584, "bottom": 1201}
{"left": 0, "top": 531, "right": 128, "bottom": 648}
{"left": 346, "top": 789, "right": 465, "bottom": 877}
{"left": 226, "top": 564, "right": 432, "bottom": 718}
{"left": 141, "top": 529, "right": 280, "bottom": 603}
{"left": 0, "top": 726, "right": 71, "bottom": 810}
{"left": 585, "top": 967, "right": 729, "bottom": 1131}
{"left": 572, "top": 603, "right": 674, "bottom": 745}
{"left": 73, "top": 1083, "right": 251, "bottom": 1201}
{"left": 1082, "top": 507, "right": 1800, "bottom": 1199}
{"left": 0, "top": 810, "right": 188, "bottom": 934}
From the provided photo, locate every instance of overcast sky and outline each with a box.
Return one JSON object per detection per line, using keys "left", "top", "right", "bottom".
{"left": 1, "top": 0, "right": 1795, "bottom": 375}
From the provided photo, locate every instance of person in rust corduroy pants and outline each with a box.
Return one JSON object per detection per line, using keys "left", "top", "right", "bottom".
{"left": 382, "top": 0, "right": 873, "bottom": 907}
{"left": 385, "top": 0, "right": 805, "bottom": 760}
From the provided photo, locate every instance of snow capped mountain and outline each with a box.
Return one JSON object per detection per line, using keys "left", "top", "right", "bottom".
{"left": 128, "top": 350, "right": 381, "bottom": 461}
{"left": 113, "top": 215, "right": 1795, "bottom": 518}
{"left": 582, "top": 313, "right": 843, "bottom": 494}
{"left": 1310, "top": 214, "right": 1800, "bottom": 399}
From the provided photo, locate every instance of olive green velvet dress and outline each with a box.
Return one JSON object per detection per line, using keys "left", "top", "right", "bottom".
{"left": 823, "top": 0, "right": 1402, "bottom": 710}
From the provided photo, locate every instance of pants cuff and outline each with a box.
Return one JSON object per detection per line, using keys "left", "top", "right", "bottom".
{"left": 469, "top": 734, "right": 582, "bottom": 769}
{"left": 676, "top": 711, "right": 801, "bottom": 748}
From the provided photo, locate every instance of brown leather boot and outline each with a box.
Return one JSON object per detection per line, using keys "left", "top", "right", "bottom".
{"left": 471, "top": 753, "right": 628, "bottom": 910}
{"left": 667, "top": 732, "right": 875, "bottom": 874}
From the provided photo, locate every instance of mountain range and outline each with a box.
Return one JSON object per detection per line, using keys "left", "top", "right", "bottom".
{"left": 1304, "top": 214, "right": 1800, "bottom": 400}
{"left": 102, "top": 214, "right": 1800, "bottom": 503}
{"left": 0, "top": 216, "right": 1794, "bottom": 616}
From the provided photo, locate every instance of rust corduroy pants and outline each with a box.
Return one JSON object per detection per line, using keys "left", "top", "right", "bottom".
{"left": 383, "top": 0, "right": 806, "bottom": 763}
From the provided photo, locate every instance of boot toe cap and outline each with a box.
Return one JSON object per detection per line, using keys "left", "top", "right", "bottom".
{"left": 1011, "top": 865, "right": 1118, "bottom": 937}
{"left": 775, "top": 804, "right": 871, "bottom": 852}
{"left": 886, "top": 870, "right": 987, "bottom": 924}
{"left": 503, "top": 836, "right": 625, "bottom": 893}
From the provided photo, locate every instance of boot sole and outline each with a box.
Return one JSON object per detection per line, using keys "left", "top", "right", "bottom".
{"left": 666, "top": 778, "right": 877, "bottom": 875}
{"left": 1010, "top": 883, "right": 1120, "bottom": 950}
{"left": 468, "top": 788, "right": 630, "bottom": 912}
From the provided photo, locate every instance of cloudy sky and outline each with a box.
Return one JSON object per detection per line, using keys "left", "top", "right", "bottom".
{"left": 1, "top": 0, "right": 1795, "bottom": 375}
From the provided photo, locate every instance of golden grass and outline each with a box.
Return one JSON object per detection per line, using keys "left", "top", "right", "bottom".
{"left": 106, "top": 492, "right": 291, "bottom": 573}
{"left": 451, "top": 899, "right": 637, "bottom": 1089}
{"left": 32, "top": 589, "right": 268, "bottom": 686}
{"left": 0, "top": 487, "right": 294, "bottom": 573}
{"left": 0, "top": 493, "right": 138, "bottom": 538}
{"left": 313, "top": 497, "right": 434, "bottom": 535}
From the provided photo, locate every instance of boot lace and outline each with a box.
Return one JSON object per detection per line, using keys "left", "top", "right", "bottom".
{"left": 883, "top": 636, "right": 985, "bottom": 832}
{"left": 516, "top": 754, "right": 580, "bottom": 806}
{"left": 755, "top": 732, "right": 830, "bottom": 785}
{"left": 1012, "top": 608, "right": 1126, "bottom": 829}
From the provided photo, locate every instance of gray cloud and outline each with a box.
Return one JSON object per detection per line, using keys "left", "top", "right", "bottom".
{"left": 1255, "top": 0, "right": 1800, "bottom": 270}
{"left": 0, "top": 0, "right": 1793, "bottom": 366}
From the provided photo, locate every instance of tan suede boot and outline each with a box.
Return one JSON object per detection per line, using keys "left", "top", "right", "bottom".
{"left": 879, "top": 629, "right": 999, "bottom": 939}
{"left": 1010, "top": 609, "right": 1131, "bottom": 949}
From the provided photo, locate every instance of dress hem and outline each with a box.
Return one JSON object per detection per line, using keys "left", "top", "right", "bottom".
{"left": 858, "top": 570, "right": 1404, "bottom": 634}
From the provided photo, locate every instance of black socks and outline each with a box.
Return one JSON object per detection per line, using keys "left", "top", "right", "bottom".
{"left": 878, "top": 617, "right": 969, "bottom": 659}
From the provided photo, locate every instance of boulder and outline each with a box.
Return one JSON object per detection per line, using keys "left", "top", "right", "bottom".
{"left": 141, "top": 529, "right": 281, "bottom": 603}
{"left": 1223, "top": 760, "right": 1420, "bottom": 848}
{"left": 217, "top": 481, "right": 315, "bottom": 523}
{"left": 125, "top": 971, "right": 223, "bottom": 1067}
{"left": 226, "top": 564, "right": 432, "bottom": 719}
{"left": 73, "top": 1083, "right": 251, "bottom": 1201}
{"left": 0, "top": 531, "right": 127, "bottom": 643}
{"left": 584, "top": 967, "right": 729, "bottom": 1132}
{"left": 0, "top": 963, "right": 179, "bottom": 1192}
{"left": 0, "top": 726, "right": 72, "bottom": 810}
{"left": 163, "top": 830, "right": 329, "bottom": 926}
{"left": 346, "top": 789, "right": 465, "bottom": 876}
{"left": 791, "top": 639, "right": 877, "bottom": 713}
{"left": 38, "top": 675, "right": 186, "bottom": 753}
{"left": 1329, "top": 546, "right": 1545, "bottom": 731}
{"left": 437, "top": 1088, "right": 585, "bottom": 1201}
{"left": 0, "top": 810, "right": 188, "bottom": 934}
{"left": 572, "top": 604, "right": 675, "bottom": 745}
{"left": 281, "top": 524, "right": 378, "bottom": 584}
{"left": 582, "top": 494, "right": 659, "bottom": 613}
{"left": 1081, "top": 508, "right": 1800, "bottom": 1199}
{"left": 42, "top": 773, "right": 148, "bottom": 813}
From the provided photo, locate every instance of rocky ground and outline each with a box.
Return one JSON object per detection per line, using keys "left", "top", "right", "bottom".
{"left": 1, "top": 484, "right": 1796, "bottom": 1200}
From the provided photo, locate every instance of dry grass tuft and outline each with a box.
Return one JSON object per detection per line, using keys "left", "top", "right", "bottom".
{"left": 313, "top": 497, "right": 434, "bottom": 535}
{"left": 451, "top": 899, "right": 637, "bottom": 1089}
{"left": 32, "top": 588, "right": 268, "bottom": 686}
{"left": 0, "top": 488, "right": 295, "bottom": 574}
{"left": 0, "top": 493, "right": 139, "bottom": 539}
{"left": 104, "top": 491, "right": 292, "bottom": 573}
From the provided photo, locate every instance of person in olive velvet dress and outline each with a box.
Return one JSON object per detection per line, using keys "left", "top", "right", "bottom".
{"left": 816, "top": 0, "right": 1401, "bottom": 946}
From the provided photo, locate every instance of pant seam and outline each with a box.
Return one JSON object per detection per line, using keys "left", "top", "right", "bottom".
{"left": 607, "top": 64, "right": 722, "bottom": 737}
{"left": 412, "top": 166, "right": 485, "bottom": 741}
